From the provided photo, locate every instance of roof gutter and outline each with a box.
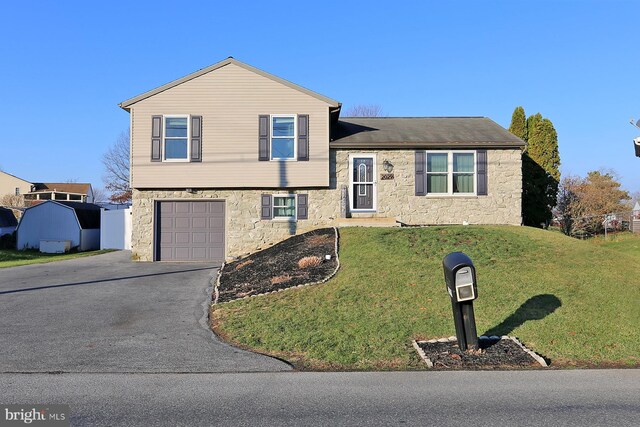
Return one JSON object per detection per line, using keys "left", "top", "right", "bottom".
{"left": 329, "top": 141, "right": 526, "bottom": 149}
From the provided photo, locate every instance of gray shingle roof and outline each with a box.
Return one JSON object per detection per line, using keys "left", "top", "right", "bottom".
{"left": 331, "top": 117, "right": 525, "bottom": 148}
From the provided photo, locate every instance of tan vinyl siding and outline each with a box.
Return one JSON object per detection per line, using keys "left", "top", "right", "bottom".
{"left": 0, "top": 172, "right": 32, "bottom": 197}
{"left": 129, "top": 63, "right": 331, "bottom": 188}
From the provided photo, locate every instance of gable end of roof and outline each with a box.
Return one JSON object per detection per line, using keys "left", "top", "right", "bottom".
{"left": 119, "top": 57, "right": 341, "bottom": 110}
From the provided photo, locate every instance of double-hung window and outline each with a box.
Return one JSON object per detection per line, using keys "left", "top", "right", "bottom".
{"left": 164, "top": 116, "right": 189, "bottom": 161}
{"left": 273, "top": 195, "right": 296, "bottom": 220}
{"left": 271, "top": 115, "right": 296, "bottom": 160}
{"left": 426, "top": 151, "right": 476, "bottom": 195}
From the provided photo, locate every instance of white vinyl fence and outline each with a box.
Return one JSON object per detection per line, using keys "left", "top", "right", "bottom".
{"left": 100, "top": 208, "right": 132, "bottom": 250}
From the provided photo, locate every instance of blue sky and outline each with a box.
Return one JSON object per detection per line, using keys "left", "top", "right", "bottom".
{"left": 1, "top": 1, "right": 638, "bottom": 194}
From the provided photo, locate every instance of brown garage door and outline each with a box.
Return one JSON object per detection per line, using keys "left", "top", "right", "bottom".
{"left": 156, "top": 201, "right": 225, "bottom": 262}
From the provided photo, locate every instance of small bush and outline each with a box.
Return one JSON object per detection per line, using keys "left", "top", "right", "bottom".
{"left": 298, "top": 256, "right": 322, "bottom": 269}
{"left": 235, "top": 259, "right": 254, "bottom": 270}
{"left": 306, "top": 234, "right": 333, "bottom": 246}
{"left": 270, "top": 274, "right": 292, "bottom": 285}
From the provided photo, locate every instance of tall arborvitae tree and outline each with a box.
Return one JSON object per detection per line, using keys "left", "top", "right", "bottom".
{"left": 509, "top": 108, "right": 561, "bottom": 227}
{"left": 528, "top": 118, "right": 560, "bottom": 182}
{"left": 525, "top": 113, "right": 542, "bottom": 149}
{"left": 508, "top": 106, "right": 527, "bottom": 141}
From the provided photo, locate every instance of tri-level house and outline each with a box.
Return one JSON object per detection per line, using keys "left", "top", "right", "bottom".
{"left": 119, "top": 57, "right": 524, "bottom": 263}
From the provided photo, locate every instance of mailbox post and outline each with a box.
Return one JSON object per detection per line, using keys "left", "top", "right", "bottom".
{"left": 442, "top": 252, "right": 479, "bottom": 351}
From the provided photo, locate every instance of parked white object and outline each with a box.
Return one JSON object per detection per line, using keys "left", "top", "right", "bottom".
{"left": 100, "top": 208, "right": 132, "bottom": 250}
{"left": 40, "top": 240, "right": 71, "bottom": 254}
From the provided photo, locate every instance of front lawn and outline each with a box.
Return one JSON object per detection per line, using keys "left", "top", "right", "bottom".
{"left": 0, "top": 249, "right": 113, "bottom": 268}
{"left": 212, "top": 226, "right": 640, "bottom": 370}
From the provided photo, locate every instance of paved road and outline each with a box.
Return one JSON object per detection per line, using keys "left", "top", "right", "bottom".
{"left": 0, "top": 251, "right": 290, "bottom": 373}
{"left": 2, "top": 370, "right": 639, "bottom": 426}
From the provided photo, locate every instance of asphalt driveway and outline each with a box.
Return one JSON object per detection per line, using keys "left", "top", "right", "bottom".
{"left": 0, "top": 251, "right": 290, "bottom": 373}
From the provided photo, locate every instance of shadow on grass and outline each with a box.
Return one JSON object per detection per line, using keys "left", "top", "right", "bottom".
{"left": 483, "top": 294, "right": 562, "bottom": 337}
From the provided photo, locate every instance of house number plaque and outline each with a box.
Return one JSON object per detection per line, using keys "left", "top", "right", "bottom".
{"left": 380, "top": 173, "right": 394, "bottom": 180}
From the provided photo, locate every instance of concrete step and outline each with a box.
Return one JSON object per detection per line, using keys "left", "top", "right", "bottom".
{"left": 336, "top": 217, "right": 400, "bottom": 228}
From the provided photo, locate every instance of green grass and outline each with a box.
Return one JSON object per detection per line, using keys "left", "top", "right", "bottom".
{"left": 212, "top": 226, "right": 640, "bottom": 370}
{"left": 590, "top": 232, "right": 640, "bottom": 255}
{"left": 0, "top": 249, "right": 113, "bottom": 268}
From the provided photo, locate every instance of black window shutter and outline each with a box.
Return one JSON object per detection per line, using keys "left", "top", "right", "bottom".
{"left": 190, "top": 115, "right": 202, "bottom": 162}
{"left": 297, "top": 115, "right": 309, "bottom": 161}
{"left": 258, "top": 115, "right": 270, "bottom": 161}
{"left": 415, "top": 151, "right": 426, "bottom": 196}
{"left": 477, "top": 149, "right": 488, "bottom": 196}
{"left": 261, "top": 194, "right": 272, "bottom": 219}
{"left": 151, "top": 115, "right": 163, "bottom": 162}
{"left": 297, "top": 194, "right": 308, "bottom": 219}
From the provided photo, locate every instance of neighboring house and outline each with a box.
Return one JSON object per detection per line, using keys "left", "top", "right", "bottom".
{"left": 24, "top": 183, "right": 94, "bottom": 206}
{"left": 119, "top": 57, "right": 524, "bottom": 263}
{"left": 0, "top": 171, "right": 32, "bottom": 199}
{"left": 16, "top": 201, "right": 101, "bottom": 251}
{"left": 0, "top": 171, "right": 94, "bottom": 207}
{"left": 0, "top": 207, "right": 18, "bottom": 236}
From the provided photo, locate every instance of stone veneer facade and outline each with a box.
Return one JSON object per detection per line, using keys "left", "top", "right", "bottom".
{"left": 131, "top": 149, "right": 522, "bottom": 261}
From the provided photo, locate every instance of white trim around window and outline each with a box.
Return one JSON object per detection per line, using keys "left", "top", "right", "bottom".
{"left": 272, "top": 194, "right": 297, "bottom": 221}
{"left": 348, "top": 153, "right": 377, "bottom": 212}
{"left": 425, "top": 150, "right": 477, "bottom": 196}
{"left": 163, "top": 115, "right": 190, "bottom": 162}
{"left": 270, "top": 114, "right": 297, "bottom": 161}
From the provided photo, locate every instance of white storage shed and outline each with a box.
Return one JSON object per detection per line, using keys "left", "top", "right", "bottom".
{"left": 16, "top": 201, "right": 101, "bottom": 251}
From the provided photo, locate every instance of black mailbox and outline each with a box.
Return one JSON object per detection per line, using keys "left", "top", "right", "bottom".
{"left": 443, "top": 252, "right": 478, "bottom": 303}
{"left": 443, "top": 252, "right": 479, "bottom": 351}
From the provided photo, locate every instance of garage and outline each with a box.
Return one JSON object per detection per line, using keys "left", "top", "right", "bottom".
{"left": 155, "top": 201, "right": 225, "bottom": 262}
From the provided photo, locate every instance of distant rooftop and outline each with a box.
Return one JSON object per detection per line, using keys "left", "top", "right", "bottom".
{"left": 31, "top": 183, "right": 92, "bottom": 195}
{"left": 331, "top": 117, "right": 525, "bottom": 148}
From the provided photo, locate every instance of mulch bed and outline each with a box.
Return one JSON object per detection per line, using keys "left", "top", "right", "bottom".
{"left": 416, "top": 337, "right": 546, "bottom": 370}
{"left": 216, "top": 228, "right": 338, "bottom": 303}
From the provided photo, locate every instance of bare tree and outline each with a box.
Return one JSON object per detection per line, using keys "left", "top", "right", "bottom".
{"left": 102, "top": 129, "right": 131, "bottom": 203}
{"left": 92, "top": 187, "right": 108, "bottom": 204}
{"left": 0, "top": 193, "right": 24, "bottom": 209}
{"left": 624, "top": 190, "right": 640, "bottom": 208}
{"left": 555, "top": 175, "right": 581, "bottom": 236}
{"left": 344, "top": 104, "right": 385, "bottom": 117}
